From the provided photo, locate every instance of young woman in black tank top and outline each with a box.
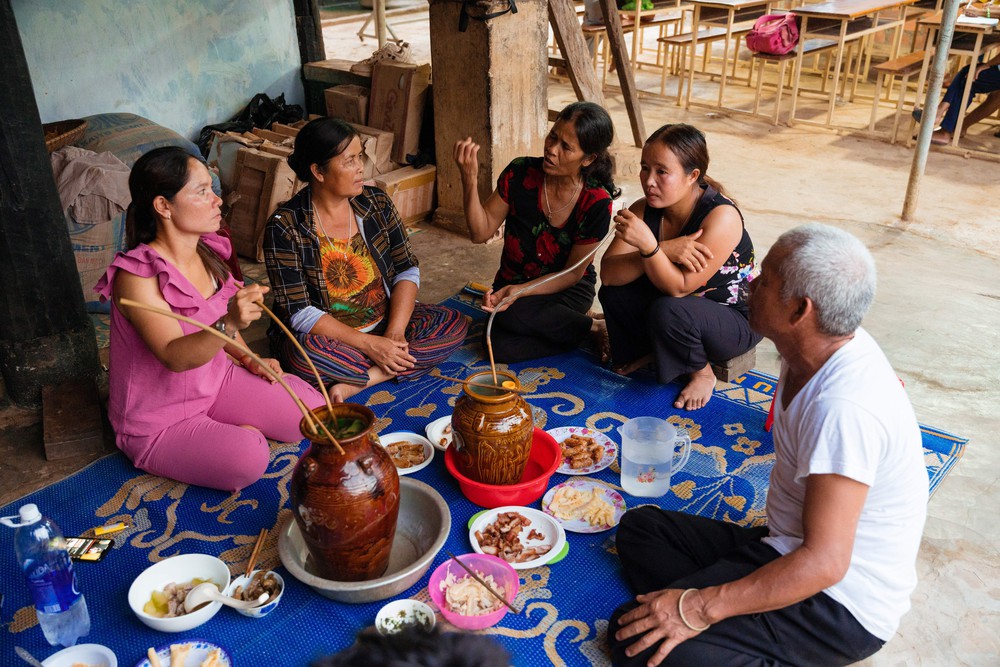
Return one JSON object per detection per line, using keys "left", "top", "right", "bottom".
{"left": 598, "top": 124, "right": 760, "bottom": 411}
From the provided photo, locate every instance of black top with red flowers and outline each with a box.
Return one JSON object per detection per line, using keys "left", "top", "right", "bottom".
{"left": 494, "top": 157, "right": 612, "bottom": 290}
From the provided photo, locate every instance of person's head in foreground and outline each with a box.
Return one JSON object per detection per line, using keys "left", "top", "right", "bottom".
{"left": 748, "top": 222, "right": 876, "bottom": 340}
{"left": 312, "top": 626, "right": 511, "bottom": 667}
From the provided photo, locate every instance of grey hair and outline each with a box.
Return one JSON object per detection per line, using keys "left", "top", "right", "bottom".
{"left": 773, "top": 224, "right": 876, "bottom": 336}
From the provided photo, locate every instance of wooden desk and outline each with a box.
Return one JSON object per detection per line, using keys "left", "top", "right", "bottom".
{"left": 684, "top": 0, "right": 773, "bottom": 110}
{"left": 912, "top": 11, "right": 999, "bottom": 147}
{"left": 788, "top": 0, "right": 917, "bottom": 127}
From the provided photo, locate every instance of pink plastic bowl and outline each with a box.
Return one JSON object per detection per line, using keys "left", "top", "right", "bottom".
{"left": 428, "top": 553, "right": 520, "bottom": 630}
{"left": 444, "top": 428, "right": 561, "bottom": 508}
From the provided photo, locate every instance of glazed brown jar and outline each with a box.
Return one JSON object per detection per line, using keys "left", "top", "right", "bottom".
{"left": 290, "top": 403, "right": 400, "bottom": 582}
{"left": 451, "top": 370, "right": 534, "bottom": 485}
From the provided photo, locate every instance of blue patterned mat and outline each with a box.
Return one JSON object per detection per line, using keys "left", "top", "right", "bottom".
{"left": 4, "top": 295, "right": 966, "bottom": 666}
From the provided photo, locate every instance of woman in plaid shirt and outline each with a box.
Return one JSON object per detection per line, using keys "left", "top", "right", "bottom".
{"left": 264, "top": 118, "right": 468, "bottom": 401}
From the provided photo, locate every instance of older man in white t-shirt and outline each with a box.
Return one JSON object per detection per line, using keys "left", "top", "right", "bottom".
{"left": 608, "top": 224, "right": 927, "bottom": 666}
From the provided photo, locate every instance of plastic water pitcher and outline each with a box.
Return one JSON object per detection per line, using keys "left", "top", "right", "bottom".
{"left": 1, "top": 504, "right": 90, "bottom": 647}
{"left": 618, "top": 417, "right": 691, "bottom": 497}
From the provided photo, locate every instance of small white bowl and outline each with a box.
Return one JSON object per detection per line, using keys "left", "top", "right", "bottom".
{"left": 425, "top": 416, "right": 453, "bottom": 451}
{"left": 127, "top": 553, "right": 231, "bottom": 633}
{"left": 41, "top": 644, "right": 116, "bottom": 667}
{"left": 224, "top": 569, "right": 284, "bottom": 618}
{"left": 375, "top": 599, "right": 436, "bottom": 635}
{"left": 379, "top": 431, "right": 434, "bottom": 475}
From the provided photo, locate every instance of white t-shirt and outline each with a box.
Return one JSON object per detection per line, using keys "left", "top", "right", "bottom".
{"left": 763, "top": 328, "right": 927, "bottom": 641}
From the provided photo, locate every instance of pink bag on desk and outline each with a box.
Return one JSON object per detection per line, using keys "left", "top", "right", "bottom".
{"left": 745, "top": 13, "right": 800, "bottom": 56}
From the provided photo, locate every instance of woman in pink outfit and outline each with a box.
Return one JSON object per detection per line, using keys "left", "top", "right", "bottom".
{"left": 96, "top": 147, "right": 324, "bottom": 492}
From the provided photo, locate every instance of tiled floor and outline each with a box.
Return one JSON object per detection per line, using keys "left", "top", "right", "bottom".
{"left": 2, "top": 10, "right": 998, "bottom": 664}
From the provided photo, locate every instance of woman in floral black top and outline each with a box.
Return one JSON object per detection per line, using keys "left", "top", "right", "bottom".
{"left": 453, "top": 102, "right": 619, "bottom": 362}
{"left": 600, "top": 124, "right": 760, "bottom": 411}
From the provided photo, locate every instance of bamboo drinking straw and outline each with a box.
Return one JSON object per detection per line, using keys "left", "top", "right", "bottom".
{"left": 117, "top": 298, "right": 344, "bottom": 454}
{"left": 256, "top": 300, "right": 334, "bottom": 414}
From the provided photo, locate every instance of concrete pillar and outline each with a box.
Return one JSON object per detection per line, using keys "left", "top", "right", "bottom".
{"left": 429, "top": 0, "right": 548, "bottom": 235}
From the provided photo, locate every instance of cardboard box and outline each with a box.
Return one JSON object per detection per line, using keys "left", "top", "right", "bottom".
{"left": 251, "top": 127, "right": 295, "bottom": 144}
{"left": 348, "top": 122, "right": 394, "bottom": 179}
{"left": 303, "top": 59, "right": 373, "bottom": 117}
{"left": 226, "top": 148, "right": 299, "bottom": 262}
{"left": 368, "top": 62, "right": 431, "bottom": 163}
{"left": 325, "top": 84, "right": 371, "bottom": 125}
{"left": 270, "top": 123, "right": 301, "bottom": 138}
{"left": 374, "top": 165, "right": 437, "bottom": 224}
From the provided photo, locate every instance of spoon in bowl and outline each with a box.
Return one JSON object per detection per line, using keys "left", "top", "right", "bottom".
{"left": 184, "top": 582, "right": 269, "bottom": 613}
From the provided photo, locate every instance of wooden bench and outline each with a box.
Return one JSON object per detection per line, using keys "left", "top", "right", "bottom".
{"left": 868, "top": 50, "right": 925, "bottom": 144}
{"left": 657, "top": 21, "right": 756, "bottom": 101}
{"left": 751, "top": 39, "right": 839, "bottom": 124}
{"left": 711, "top": 347, "right": 757, "bottom": 382}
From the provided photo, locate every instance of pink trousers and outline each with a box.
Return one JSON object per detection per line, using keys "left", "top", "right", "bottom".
{"left": 122, "top": 363, "right": 325, "bottom": 492}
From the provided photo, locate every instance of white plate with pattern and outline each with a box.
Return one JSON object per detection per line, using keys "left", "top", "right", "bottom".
{"left": 547, "top": 426, "right": 617, "bottom": 475}
{"left": 541, "top": 480, "right": 626, "bottom": 534}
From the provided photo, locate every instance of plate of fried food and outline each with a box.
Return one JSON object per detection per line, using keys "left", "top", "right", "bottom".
{"left": 134, "top": 641, "right": 230, "bottom": 667}
{"left": 378, "top": 432, "right": 434, "bottom": 474}
{"left": 425, "top": 415, "right": 453, "bottom": 451}
{"left": 541, "top": 480, "right": 626, "bottom": 533}
{"left": 548, "top": 426, "right": 617, "bottom": 475}
{"left": 468, "top": 506, "right": 567, "bottom": 570}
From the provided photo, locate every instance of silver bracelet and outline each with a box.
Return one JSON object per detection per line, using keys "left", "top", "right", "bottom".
{"left": 678, "top": 588, "right": 711, "bottom": 632}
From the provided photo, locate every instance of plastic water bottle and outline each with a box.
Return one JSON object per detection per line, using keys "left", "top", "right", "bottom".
{"left": 1, "top": 504, "right": 90, "bottom": 647}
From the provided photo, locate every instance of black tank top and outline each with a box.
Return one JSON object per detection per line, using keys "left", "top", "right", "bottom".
{"left": 642, "top": 185, "right": 755, "bottom": 315}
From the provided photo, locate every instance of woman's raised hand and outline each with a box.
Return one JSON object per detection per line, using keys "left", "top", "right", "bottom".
{"left": 228, "top": 284, "right": 270, "bottom": 330}
{"left": 364, "top": 334, "right": 416, "bottom": 376}
{"left": 453, "top": 137, "right": 481, "bottom": 185}
{"left": 613, "top": 208, "right": 658, "bottom": 255}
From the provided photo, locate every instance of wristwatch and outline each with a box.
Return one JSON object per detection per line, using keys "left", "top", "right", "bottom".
{"left": 213, "top": 317, "right": 236, "bottom": 339}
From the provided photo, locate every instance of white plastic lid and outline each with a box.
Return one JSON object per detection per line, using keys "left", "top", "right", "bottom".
{"left": 18, "top": 504, "right": 41, "bottom": 525}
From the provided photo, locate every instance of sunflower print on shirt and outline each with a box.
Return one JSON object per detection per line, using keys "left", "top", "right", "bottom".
{"left": 319, "top": 232, "right": 387, "bottom": 331}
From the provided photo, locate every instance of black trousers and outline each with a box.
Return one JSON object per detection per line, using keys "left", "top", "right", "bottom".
{"left": 608, "top": 507, "right": 884, "bottom": 667}
{"left": 483, "top": 275, "right": 595, "bottom": 363}
{"left": 599, "top": 278, "right": 761, "bottom": 383}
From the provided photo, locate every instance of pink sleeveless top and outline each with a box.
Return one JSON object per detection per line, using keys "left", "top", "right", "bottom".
{"left": 94, "top": 233, "right": 241, "bottom": 439}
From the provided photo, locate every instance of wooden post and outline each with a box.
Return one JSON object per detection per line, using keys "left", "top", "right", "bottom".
{"left": 429, "top": 0, "right": 548, "bottom": 234}
{"left": 598, "top": 0, "right": 645, "bottom": 147}
{"left": 0, "top": 0, "right": 100, "bottom": 407}
{"left": 548, "top": 0, "right": 607, "bottom": 104}
{"left": 293, "top": 0, "right": 327, "bottom": 65}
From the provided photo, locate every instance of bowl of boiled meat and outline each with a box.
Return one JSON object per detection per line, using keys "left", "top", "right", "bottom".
{"left": 427, "top": 553, "right": 519, "bottom": 630}
{"left": 127, "top": 553, "right": 231, "bottom": 632}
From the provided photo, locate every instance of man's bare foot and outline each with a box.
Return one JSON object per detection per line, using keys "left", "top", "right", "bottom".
{"left": 674, "top": 364, "right": 716, "bottom": 411}
{"left": 613, "top": 354, "right": 653, "bottom": 376}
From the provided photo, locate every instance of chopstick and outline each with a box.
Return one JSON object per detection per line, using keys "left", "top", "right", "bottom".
{"left": 446, "top": 551, "right": 520, "bottom": 615}
{"left": 245, "top": 528, "right": 268, "bottom": 579}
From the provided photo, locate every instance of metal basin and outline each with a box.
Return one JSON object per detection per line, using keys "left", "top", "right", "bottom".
{"left": 278, "top": 477, "right": 451, "bottom": 603}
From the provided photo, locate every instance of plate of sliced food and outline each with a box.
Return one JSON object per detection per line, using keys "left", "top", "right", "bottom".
{"left": 425, "top": 415, "right": 453, "bottom": 451}
{"left": 378, "top": 431, "right": 434, "bottom": 474}
{"left": 134, "top": 641, "right": 230, "bottom": 667}
{"left": 468, "top": 506, "right": 567, "bottom": 570}
{"left": 548, "top": 426, "right": 617, "bottom": 475}
{"left": 541, "top": 480, "right": 626, "bottom": 533}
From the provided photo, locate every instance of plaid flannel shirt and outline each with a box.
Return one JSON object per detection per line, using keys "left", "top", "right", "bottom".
{"left": 263, "top": 185, "right": 419, "bottom": 338}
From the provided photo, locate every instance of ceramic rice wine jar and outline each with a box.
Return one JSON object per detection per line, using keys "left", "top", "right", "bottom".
{"left": 451, "top": 370, "right": 534, "bottom": 485}
{"left": 290, "top": 403, "right": 400, "bottom": 582}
